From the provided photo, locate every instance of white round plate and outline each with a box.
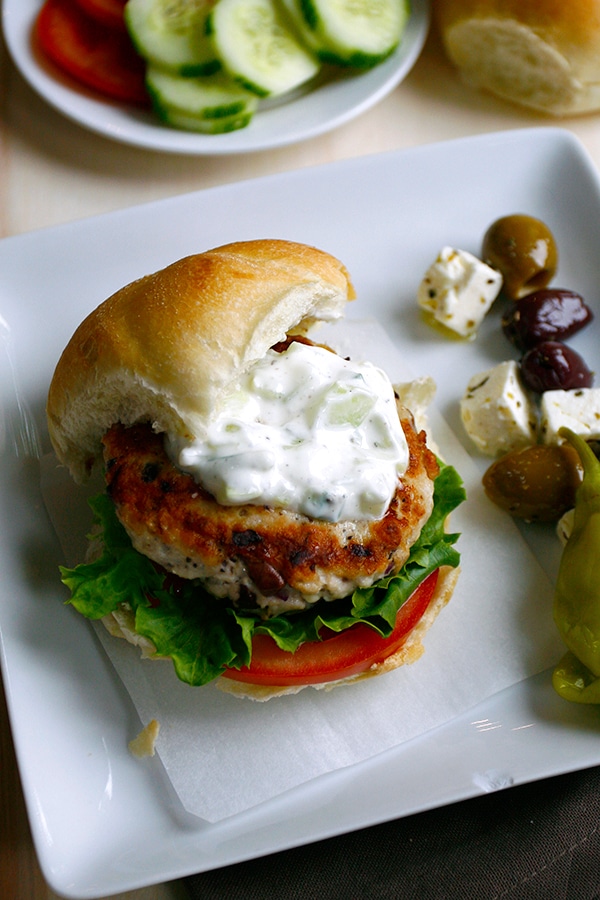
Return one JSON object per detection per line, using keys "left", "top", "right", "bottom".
{"left": 2, "top": 0, "right": 429, "bottom": 155}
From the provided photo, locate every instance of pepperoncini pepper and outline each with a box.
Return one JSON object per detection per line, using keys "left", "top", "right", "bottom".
{"left": 552, "top": 427, "right": 600, "bottom": 703}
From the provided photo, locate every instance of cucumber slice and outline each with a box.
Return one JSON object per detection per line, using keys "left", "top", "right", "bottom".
{"left": 157, "top": 106, "right": 255, "bottom": 133}
{"left": 207, "top": 0, "right": 319, "bottom": 97}
{"left": 288, "top": 0, "right": 409, "bottom": 68}
{"left": 146, "top": 66, "right": 258, "bottom": 132}
{"left": 125, "top": 0, "right": 220, "bottom": 76}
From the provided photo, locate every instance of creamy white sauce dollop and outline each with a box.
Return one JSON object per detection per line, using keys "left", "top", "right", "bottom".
{"left": 167, "top": 342, "right": 409, "bottom": 522}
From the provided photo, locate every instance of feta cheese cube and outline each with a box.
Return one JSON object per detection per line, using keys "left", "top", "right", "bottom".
{"left": 460, "top": 361, "right": 537, "bottom": 455}
{"left": 540, "top": 388, "right": 600, "bottom": 443}
{"left": 417, "top": 246, "right": 502, "bottom": 339}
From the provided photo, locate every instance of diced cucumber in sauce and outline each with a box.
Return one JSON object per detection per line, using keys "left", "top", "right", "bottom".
{"left": 146, "top": 66, "right": 258, "bottom": 132}
{"left": 288, "top": 0, "right": 409, "bottom": 68}
{"left": 125, "top": 0, "right": 220, "bottom": 76}
{"left": 207, "top": 0, "right": 319, "bottom": 97}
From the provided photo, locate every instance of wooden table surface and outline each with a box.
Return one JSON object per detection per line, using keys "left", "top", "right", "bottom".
{"left": 3, "top": 9, "right": 600, "bottom": 900}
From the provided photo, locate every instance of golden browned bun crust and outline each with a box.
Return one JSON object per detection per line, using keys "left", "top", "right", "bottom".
{"left": 47, "top": 240, "right": 355, "bottom": 482}
{"left": 434, "top": 0, "right": 600, "bottom": 115}
{"left": 215, "top": 565, "right": 460, "bottom": 700}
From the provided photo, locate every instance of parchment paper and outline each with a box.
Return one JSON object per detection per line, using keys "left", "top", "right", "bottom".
{"left": 41, "top": 319, "right": 563, "bottom": 822}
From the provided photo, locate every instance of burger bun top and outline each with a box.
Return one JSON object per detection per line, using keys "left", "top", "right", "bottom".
{"left": 47, "top": 239, "right": 355, "bottom": 482}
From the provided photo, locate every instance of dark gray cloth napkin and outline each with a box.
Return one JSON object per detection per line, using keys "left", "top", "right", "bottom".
{"left": 184, "top": 765, "right": 600, "bottom": 899}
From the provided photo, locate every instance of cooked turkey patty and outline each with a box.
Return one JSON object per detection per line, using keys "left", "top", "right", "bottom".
{"left": 102, "top": 409, "right": 438, "bottom": 616}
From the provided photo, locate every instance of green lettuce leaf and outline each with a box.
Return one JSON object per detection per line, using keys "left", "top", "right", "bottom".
{"left": 60, "top": 461, "right": 465, "bottom": 686}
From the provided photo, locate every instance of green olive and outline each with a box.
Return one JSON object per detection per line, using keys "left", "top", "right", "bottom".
{"left": 482, "top": 443, "right": 582, "bottom": 522}
{"left": 482, "top": 214, "right": 558, "bottom": 300}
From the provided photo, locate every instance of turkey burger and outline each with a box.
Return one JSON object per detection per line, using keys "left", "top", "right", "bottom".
{"left": 47, "top": 239, "right": 464, "bottom": 699}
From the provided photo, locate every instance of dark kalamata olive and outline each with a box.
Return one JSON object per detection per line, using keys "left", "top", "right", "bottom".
{"left": 482, "top": 214, "right": 558, "bottom": 300}
{"left": 502, "top": 288, "right": 594, "bottom": 351}
{"left": 483, "top": 443, "right": 583, "bottom": 522}
{"left": 520, "top": 341, "right": 594, "bottom": 393}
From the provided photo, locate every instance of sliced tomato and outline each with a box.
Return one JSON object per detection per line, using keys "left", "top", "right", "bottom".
{"left": 74, "top": 0, "right": 127, "bottom": 30}
{"left": 222, "top": 569, "right": 440, "bottom": 687}
{"left": 36, "top": 0, "right": 149, "bottom": 105}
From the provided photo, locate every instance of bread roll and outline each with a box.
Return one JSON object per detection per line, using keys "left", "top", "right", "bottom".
{"left": 47, "top": 239, "right": 355, "bottom": 482}
{"left": 434, "top": 0, "right": 600, "bottom": 115}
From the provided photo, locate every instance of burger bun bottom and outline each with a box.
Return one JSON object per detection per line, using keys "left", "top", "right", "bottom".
{"left": 100, "top": 567, "right": 458, "bottom": 700}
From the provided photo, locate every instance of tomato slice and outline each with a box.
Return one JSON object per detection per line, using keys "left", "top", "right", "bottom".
{"left": 222, "top": 569, "right": 440, "bottom": 687}
{"left": 36, "top": 0, "right": 149, "bottom": 105}
{"left": 74, "top": 0, "right": 127, "bottom": 30}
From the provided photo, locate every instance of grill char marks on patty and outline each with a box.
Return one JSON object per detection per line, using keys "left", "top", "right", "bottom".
{"left": 102, "top": 411, "right": 438, "bottom": 615}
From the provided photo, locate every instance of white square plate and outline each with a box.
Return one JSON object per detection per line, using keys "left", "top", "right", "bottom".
{"left": 2, "top": 127, "right": 600, "bottom": 898}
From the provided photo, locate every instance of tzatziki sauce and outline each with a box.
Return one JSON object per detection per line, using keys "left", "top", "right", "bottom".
{"left": 167, "top": 341, "right": 409, "bottom": 522}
